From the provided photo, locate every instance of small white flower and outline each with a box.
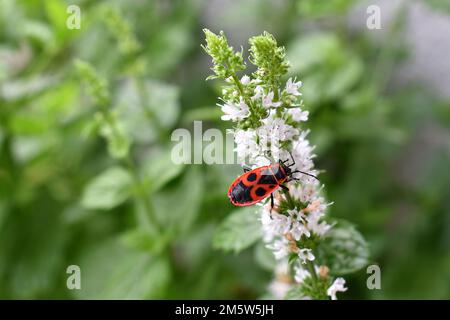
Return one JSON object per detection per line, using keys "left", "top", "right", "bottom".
{"left": 268, "top": 280, "right": 291, "bottom": 299}
{"left": 306, "top": 210, "right": 332, "bottom": 236}
{"left": 287, "top": 209, "right": 305, "bottom": 222}
{"left": 294, "top": 265, "right": 322, "bottom": 284}
{"left": 261, "top": 117, "right": 299, "bottom": 144}
{"left": 289, "top": 184, "right": 318, "bottom": 204}
{"left": 269, "top": 212, "right": 291, "bottom": 235}
{"left": 254, "top": 155, "right": 271, "bottom": 167}
{"left": 294, "top": 266, "right": 310, "bottom": 283}
{"left": 220, "top": 98, "right": 250, "bottom": 121}
{"left": 260, "top": 205, "right": 286, "bottom": 239}
{"left": 288, "top": 108, "right": 309, "bottom": 122}
{"left": 240, "top": 75, "right": 251, "bottom": 85}
{"left": 267, "top": 239, "right": 289, "bottom": 260}
{"left": 268, "top": 261, "right": 292, "bottom": 298}
{"left": 234, "top": 129, "right": 259, "bottom": 161}
{"left": 286, "top": 209, "right": 310, "bottom": 240}
{"left": 298, "top": 248, "right": 315, "bottom": 264}
{"left": 252, "top": 85, "right": 264, "bottom": 100}
{"left": 251, "top": 86, "right": 282, "bottom": 108}
{"left": 262, "top": 91, "right": 282, "bottom": 108}
{"left": 291, "top": 220, "right": 311, "bottom": 240}
{"left": 327, "top": 278, "right": 347, "bottom": 300}
{"left": 285, "top": 77, "right": 303, "bottom": 96}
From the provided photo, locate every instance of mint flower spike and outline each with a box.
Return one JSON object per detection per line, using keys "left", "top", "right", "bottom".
{"left": 74, "top": 59, "right": 110, "bottom": 107}
{"left": 201, "top": 29, "right": 246, "bottom": 80}
{"left": 203, "top": 30, "right": 351, "bottom": 300}
{"left": 249, "top": 32, "right": 289, "bottom": 93}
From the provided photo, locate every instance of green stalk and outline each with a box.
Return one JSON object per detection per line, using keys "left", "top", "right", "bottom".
{"left": 306, "top": 260, "right": 318, "bottom": 283}
{"left": 100, "top": 107, "right": 161, "bottom": 235}
{"left": 135, "top": 76, "right": 165, "bottom": 142}
{"left": 124, "top": 155, "right": 161, "bottom": 235}
{"left": 283, "top": 188, "right": 296, "bottom": 210}
{"left": 231, "top": 75, "right": 259, "bottom": 122}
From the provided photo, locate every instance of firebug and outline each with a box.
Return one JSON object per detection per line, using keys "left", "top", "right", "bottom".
{"left": 227, "top": 153, "right": 317, "bottom": 209}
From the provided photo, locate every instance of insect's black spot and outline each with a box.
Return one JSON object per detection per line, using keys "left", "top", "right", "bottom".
{"left": 231, "top": 182, "right": 253, "bottom": 204}
{"left": 247, "top": 172, "right": 257, "bottom": 181}
{"left": 255, "top": 187, "right": 266, "bottom": 197}
{"left": 269, "top": 185, "right": 276, "bottom": 189}
{"left": 258, "top": 174, "right": 277, "bottom": 185}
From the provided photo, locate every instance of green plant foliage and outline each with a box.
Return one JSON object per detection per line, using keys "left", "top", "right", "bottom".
{"left": 249, "top": 31, "right": 289, "bottom": 85}
{"left": 74, "top": 237, "right": 170, "bottom": 299}
{"left": 315, "top": 220, "right": 370, "bottom": 275}
{"left": 201, "top": 29, "right": 246, "bottom": 80}
{"left": 0, "top": 0, "right": 449, "bottom": 300}
{"left": 213, "top": 207, "right": 262, "bottom": 252}
{"left": 81, "top": 167, "right": 133, "bottom": 210}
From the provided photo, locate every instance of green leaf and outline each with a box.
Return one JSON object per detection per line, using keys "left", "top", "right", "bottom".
{"left": 213, "top": 207, "right": 262, "bottom": 253}
{"left": 120, "top": 228, "right": 171, "bottom": 254}
{"left": 254, "top": 242, "right": 276, "bottom": 271}
{"left": 426, "top": 0, "right": 450, "bottom": 14}
{"left": 315, "top": 220, "right": 370, "bottom": 275}
{"left": 74, "top": 237, "right": 170, "bottom": 299}
{"left": 154, "top": 167, "right": 202, "bottom": 234}
{"left": 148, "top": 24, "right": 193, "bottom": 77}
{"left": 297, "top": 0, "right": 355, "bottom": 17}
{"left": 116, "top": 79, "right": 180, "bottom": 143}
{"left": 0, "top": 202, "right": 7, "bottom": 230}
{"left": 0, "top": 209, "right": 68, "bottom": 298}
{"left": 8, "top": 113, "right": 50, "bottom": 135}
{"left": 325, "top": 58, "right": 363, "bottom": 99}
{"left": 287, "top": 33, "right": 340, "bottom": 74}
{"left": 81, "top": 166, "right": 133, "bottom": 210}
{"left": 43, "top": 0, "right": 70, "bottom": 42}
{"left": 142, "top": 149, "right": 185, "bottom": 192}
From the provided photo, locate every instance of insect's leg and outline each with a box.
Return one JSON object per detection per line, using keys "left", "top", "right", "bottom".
{"left": 242, "top": 164, "right": 252, "bottom": 172}
{"left": 270, "top": 193, "right": 274, "bottom": 213}
{"left": 287, "top": 150, "right": 295, "bottom": 167}
{"left": 279, "top": 184, "right": 289, "bottom": 192}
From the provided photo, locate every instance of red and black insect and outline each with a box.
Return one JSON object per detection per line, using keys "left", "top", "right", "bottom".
{"left": 227, "top": 153, "right": 317, "bottom": 209}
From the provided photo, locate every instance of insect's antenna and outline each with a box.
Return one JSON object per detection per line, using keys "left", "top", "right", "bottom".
{"left": 290, "top": 170, "right": 319, "bottom": 181}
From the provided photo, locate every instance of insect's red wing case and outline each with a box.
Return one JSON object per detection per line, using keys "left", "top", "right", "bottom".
{"left": 227, "top": 166, "right": 278, "bottom": 206}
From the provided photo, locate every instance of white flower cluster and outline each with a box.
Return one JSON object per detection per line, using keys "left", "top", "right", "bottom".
{"left": 219, "top": 75, "right": 345, "bottom": 300}
{"left": 221, "top": 77, "right": 308, "bottom": 167}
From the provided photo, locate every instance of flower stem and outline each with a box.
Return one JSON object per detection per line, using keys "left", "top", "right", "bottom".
{"left": 283, "top": 188, "right": 296, "bottom": 210}
{"left": 232, "top": 75, "right": 245, "bottom": 96}
{"left": 231, "top": 75, "right": 258, "bottom": 121}
{"left": 124, "top": 155, "right": 161, "bottom": 235}
{"left": 306, "top": 260, "right": 318, "bottom": 283}
{"left": 135, "top": 76, "right": 165, "bottom": 142}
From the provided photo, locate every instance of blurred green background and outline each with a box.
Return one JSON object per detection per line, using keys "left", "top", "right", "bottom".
{"left": 1, "top": 0, "right": 450, "bottom": 299}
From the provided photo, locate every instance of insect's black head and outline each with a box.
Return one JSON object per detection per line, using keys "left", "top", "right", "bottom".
{"left": 278, "top": 152, "right": 319, "bottom": 182}
{"left": 280, "top": 161, "right": 292, "bottom": 177}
